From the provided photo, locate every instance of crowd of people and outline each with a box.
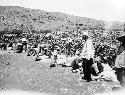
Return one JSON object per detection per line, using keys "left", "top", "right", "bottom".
{"left": 0, "top": 29, "right": 125, "bottom": 90}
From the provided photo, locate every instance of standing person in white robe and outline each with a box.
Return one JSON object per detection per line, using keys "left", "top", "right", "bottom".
{"left": 80, "top": 31, "right": 95, "bottom": 82}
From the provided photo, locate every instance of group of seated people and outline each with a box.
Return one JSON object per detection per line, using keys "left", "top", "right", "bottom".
{"left": 16, "top": 36, "right": 122, "bottom": 85}
{"left": 3, "top": 34, "right": 124, "bottom": 88}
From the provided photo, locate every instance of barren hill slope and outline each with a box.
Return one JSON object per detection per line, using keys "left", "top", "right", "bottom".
{"left": 0, "top": 6, "right": 123, "bottom": 34}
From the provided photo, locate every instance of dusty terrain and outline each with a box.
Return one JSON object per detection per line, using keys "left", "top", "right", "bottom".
{"left": 0, "top": 50, "right": 120, "bottom": 95}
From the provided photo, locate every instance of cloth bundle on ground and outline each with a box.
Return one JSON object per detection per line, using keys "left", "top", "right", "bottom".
{"left": 56, "top": 54, "right": 67, "bottom": 66}
{"left": 38, "top": 55, "right": 49, "bottom": 59}
{"left": 92, "top": 63, "right": 119, "bottom": 83}
{"left": 7, "top": 47, "right": 13, "bottom": 50}
{"left": 51, "top": 52, "right": 81, "bottom": 67}
{"left": 36, "top": 55, "right": 50, "bottom": 61}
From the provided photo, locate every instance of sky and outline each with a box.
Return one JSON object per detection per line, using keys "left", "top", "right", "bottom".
{"left": 0, "top": 0, "right": 125, "bottom": 22}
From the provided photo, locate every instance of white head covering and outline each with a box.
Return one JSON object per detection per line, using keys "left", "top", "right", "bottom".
{"left": 83, "top": 31, "right": 89, "bottom": 36}
{"left": 46, "top": 33, "right": 51, "bottom": 37}
{"left": 17, "top": 43, "right": 22, "bottom": 46}
{"left": 21, "top": 38, "right": 27, "bottom": 42}
{"left": 67, "top": 38, "right": 72, "bottom": 43}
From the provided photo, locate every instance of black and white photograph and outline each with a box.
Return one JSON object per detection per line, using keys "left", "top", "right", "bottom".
{"left": 0, "top": 0, "right": 125, "bottom": 95}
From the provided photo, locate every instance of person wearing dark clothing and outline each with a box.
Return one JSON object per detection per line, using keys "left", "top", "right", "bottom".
{"left": 82, "top": 58, "right": 94, "bottom": 81}
{"left": 114, "top": 35, "right": 125, "bottom": 87}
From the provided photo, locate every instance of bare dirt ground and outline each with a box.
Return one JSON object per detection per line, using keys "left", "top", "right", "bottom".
{"left": 0, "top": 50, "right": 120, "bottom": 95}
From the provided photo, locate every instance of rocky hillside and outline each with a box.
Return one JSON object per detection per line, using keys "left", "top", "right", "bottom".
{"left": 0, "top": 6, "right": 124, "bottom": 34}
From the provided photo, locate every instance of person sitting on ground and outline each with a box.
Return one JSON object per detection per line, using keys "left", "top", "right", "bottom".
{"left": 92, "top": 63, "right": 119, "bottom": 83}
{"left": 21, "top": 38, "right": 28, "bottom": 52}
{"left": 16, "top": 42, "right": 23, "bottom": 53}
{"left": 71, "top": 50, "right": 82, "bottom": 73}
{"left": 7, "top": 42, "right": 13, "bottom": 50}
{"left": 51, "top": 49, "right": 59, "bottom": 67}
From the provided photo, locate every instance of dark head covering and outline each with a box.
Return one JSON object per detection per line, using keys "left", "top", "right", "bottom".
{"left": 116, "top": 35, "right": 125, "bottom": 43}
{"left": 82, "top": 31, "right": 89, "bottom": 41}
{"left": 116, "top": 33, "right": 125, "bottom": 55}
{"left": 116, "top": 31, "right": 125, "bottom": 47}
{"left": 82, "top": 35, "right": 88, "bottom": 41}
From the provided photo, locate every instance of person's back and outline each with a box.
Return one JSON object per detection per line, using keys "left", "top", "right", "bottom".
{"left": 117, "top": 43, "right": 125, "bottom": 55}
{"left": 115, "top": 43, "right": 125, "bottom": 68}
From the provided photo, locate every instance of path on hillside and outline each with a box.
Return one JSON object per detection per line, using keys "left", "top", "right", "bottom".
{"left": 0, "top": 50, "right": 120, "bottom": 95}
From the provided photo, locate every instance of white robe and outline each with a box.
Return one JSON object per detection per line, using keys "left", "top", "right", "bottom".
{"left": 80, "top": 39, "right": 94, "bottom": 60}
{"left": 115, "top": 50, "right": 125, "bottom": 68}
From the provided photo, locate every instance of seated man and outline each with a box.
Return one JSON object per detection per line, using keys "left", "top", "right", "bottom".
{"left": 21, "top": 38, "right": 28, "bottom": 52}
{"left": 71, "top": 50, "right": 82, "bottom": 73}
{"left": 51, "top": 49, "right": 59, "bottom": 67}
{"left": 16, "top": 43, "right": 23, "bottom": 53}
